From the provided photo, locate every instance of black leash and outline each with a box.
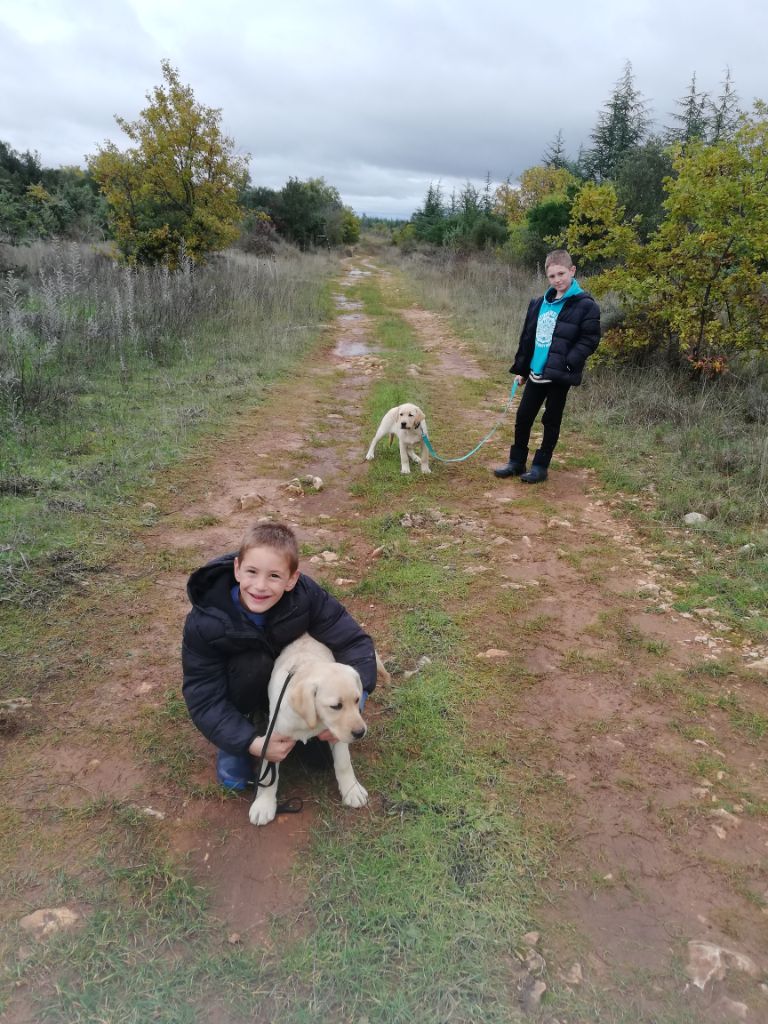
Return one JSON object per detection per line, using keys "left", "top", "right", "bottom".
{"left": 253, "top": 669, "right": 304, "bottom": 815}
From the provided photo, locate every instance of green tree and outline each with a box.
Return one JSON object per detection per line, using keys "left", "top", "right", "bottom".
{"left": 326, "top": 204, "right": 361, "bottom": 245}
{"left": 495, "top": 165, "right": 577, "bottom": 226}
{"left": 666, "top": 72, "right": 709, "bottom": 146}
{"left": 707, "top": 67, "right": 741, "bottom": 143}
{"left": 271, "top": 177, "right": 347, "bottom": 248}
{"left": 569, "top": 104, "right": 768, "bottom": 366}
{"left": 0, "top": 187, "right": 31, "bottom": 243}
{"left": 542, "top": 130, "right": 568, "bottom": 169}
{"left": 585, "top": 61, "right": 651, "bottom": 181}
{"left": 565, "top": 181, "right": 639, "bottom": 272}
{"left": 240, "top": 183, "right": 280, "bottom": 212}
{"left": 614, "top": 137, "right": 674, "bottom": 240}
{"left": 89, "top": 60, "right": 248, "bottom": 265}
{"left": 411, "top": 182, "right": 447, "bottom": 245}
{"left": 339, "top": 207, "right": 361, "bottom": 244}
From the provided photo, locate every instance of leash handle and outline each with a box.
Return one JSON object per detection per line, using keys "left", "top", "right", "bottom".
{"left": 421, "top": 379, "right": 519, "bottom": 464}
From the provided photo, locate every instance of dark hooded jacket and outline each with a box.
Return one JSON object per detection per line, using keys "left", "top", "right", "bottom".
{"left": 511, "top": 288, "right": 601, "bottom": 386}
{"left": 182, "top": 554, "right": 376, "bottom": 755}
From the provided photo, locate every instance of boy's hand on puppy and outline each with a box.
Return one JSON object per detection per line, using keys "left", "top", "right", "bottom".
{"left": 315, "top": 728, "right": 338, "bottom": 744}
{"left": 249, "top": 733, "right": 296, "bottom": 762}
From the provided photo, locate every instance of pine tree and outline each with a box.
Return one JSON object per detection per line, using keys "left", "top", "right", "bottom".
{"left": 585, "top": 61, "right": 651, "bottom": 181}
{"left": 411, "top": 182, "right": 446, "bottom": 244}
{"left": 542, "top": 130, "right": 568, "bottom": 169}
{"left": 666, "top": 72, "right": 709, "bottom": 146}
{"left": 707, "top": 67, "right": 741, "bottom": 142}
{"left": 482, "top": 171, "right": 494, "bottom": 214}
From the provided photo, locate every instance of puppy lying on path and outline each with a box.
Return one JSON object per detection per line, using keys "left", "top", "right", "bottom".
{"left": 249, "top": 635, "right": 388, "bottom": 826}
{"left": 365, "top": 403, "right": 431, "bottom": 474}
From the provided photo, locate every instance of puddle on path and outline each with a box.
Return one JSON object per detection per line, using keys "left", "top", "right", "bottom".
{"left": 332, "top": 284, "right": 375, "bottom": 358}
{"left": 333, "top": 292, "right": 364, "bottom": 311}
{"left": 334, "top": 338, "right": 372, "bottom": 357}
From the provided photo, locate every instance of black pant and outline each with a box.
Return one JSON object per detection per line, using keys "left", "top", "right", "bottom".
{"left": 509, "top": 379, "right": 571, "bottom": 469}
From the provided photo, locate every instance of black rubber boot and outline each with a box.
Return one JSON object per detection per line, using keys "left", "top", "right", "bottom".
{"left": 520, "top": 465, "right": 548, "bottom": 483}
{"left": 493, "top": 460, "right": 526, "bottom": 479}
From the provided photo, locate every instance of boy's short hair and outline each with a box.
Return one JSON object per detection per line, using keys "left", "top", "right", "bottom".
{"left": 238, "top": 522, "right": 300, "bottom": 572}
{"left": 544, "top": 249, "right": 574, "bottom": 270}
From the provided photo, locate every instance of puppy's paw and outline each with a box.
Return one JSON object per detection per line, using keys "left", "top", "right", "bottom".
{"left": 342, "top": 781, "right": 368, "bottom": 808}
{"left": 365, "top": 452, "right": 375, "bottom": 462}
{"left": 420, "top": 464, "right": 431, "bottom": 474}
{"left": 249, "top": 796, "right": 277, "bottom": 826}
{"left": 400, "top": 466, "right": 411, "bottom": 474}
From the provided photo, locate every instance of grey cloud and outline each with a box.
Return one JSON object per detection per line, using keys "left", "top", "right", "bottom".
{"left": 1, "top": 0, "right": 767, "bottom": 219}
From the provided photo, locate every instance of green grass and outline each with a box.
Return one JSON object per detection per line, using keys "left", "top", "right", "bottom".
{"left": 0, "top": 247, "right": 337, "bottom": 618}
{"left": 0, "top": 800, "right": 271, "bottom": 1024}
{"left": 4, "top": 249, "right": 766, "bottom": 1024}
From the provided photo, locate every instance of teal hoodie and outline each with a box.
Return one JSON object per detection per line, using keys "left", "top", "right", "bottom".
{"left": 530, "top": 279, "right": 583, "bottom": 379}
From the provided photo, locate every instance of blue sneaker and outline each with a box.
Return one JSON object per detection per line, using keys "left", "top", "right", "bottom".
{"left": 216, "top": 749, "right": 255, "bottom": 791}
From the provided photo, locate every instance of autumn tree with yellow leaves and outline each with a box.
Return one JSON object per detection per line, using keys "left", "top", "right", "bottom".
{"left": 89, "top": 61, "right": 248, "bottom": 266}
{"left": 566, "top": 103, "right": 768, "bottom": 368}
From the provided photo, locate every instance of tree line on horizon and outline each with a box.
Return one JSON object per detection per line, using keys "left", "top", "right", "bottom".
{"left": 0, "top": 61, "right": 361, "bottom": 264}
{"left": 403, "top": 63, "right": 768, "bottom": 372}
{"left": 2, "top": 60, "right": 766, "bottom": 372}
{"left": 405, "top": 62, "right": 741, "bottom": 260}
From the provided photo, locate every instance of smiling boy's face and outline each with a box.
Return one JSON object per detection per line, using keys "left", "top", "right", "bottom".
{"left": 234, "top": 545, "right": 299, "bottom": 613}
{"left": 546, "top": 261, "right": 576, "bottom": 297}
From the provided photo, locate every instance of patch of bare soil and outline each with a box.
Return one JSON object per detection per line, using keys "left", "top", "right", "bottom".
{"left": 395, "top": 298, "right": 768, "bottom": 1022}
{"left": 3, "top": 256, "right": 767, "bottom": 1022}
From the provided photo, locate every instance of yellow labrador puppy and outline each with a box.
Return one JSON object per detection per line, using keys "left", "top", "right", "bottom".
{"left": 249, "top": 635, "right": 381, "bottom": 826}
{"left": 365, "top": 403, "right": 431, "bottom": 474}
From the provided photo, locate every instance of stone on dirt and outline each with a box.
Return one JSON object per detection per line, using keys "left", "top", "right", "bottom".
{"left": 0, "top": 696, "right": 32, "bottom": 734}
{"left": 561, "top": 962, "right": 583, "bottom": 986}
{"left": 714, "top": 996, "right": 749, "bottom": 1020}
{"left": 299, "top": 474, "right": 324, "bottom": 491}
{"left": 235, "top": 492, "right": 266, "bottom": 511}
{"left": 19, "top": 907, "right": 81, "bottom": 940}
{"left": 686, "top": 940, "right": 760, "bottom": 990}
{"left": 520, "top": 978, "right": 547, "bottom": 1013}
{"left": 403, "top": 655, "right": 432, "bottom": 679}
{"left": 684, "top": 512, "right": 709, "bottom": 526}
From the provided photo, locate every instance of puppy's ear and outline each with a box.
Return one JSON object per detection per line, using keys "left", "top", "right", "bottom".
{"left": 288, "top": 676, "right": 318, "bottom": 728}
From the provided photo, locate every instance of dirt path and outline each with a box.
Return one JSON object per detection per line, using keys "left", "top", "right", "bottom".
{"left": 4, "top": 256, "right": 767, "bottom": 1022}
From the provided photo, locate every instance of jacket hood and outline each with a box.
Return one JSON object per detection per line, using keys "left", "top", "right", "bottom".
{"left": 186, "top": 552, "right": 237, "bottom": 609}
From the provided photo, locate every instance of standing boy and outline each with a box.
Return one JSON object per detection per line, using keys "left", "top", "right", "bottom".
{"left": 494, "top": 250, "right": 601, "bottom": 483}
{"left": 182, "top": 522, "right": 377, "bottom": 790}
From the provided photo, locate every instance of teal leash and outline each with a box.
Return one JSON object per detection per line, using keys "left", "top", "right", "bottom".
{"left": 420, "top": 379, "right": 519, "bottom": 464}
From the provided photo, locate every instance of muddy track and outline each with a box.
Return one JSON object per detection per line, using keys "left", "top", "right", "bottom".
{"left": 7, "top": 256, "right": 768, "bottom": 1022}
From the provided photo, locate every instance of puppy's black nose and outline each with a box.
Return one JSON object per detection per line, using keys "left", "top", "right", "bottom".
{"left": 352, "top": 727, "right": 367, "bottom": 740}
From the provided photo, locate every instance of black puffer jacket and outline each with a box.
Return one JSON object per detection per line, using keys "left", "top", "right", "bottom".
{"left": 182, "top": 554, "right": 376, "bottom": 755}
{"left": 511, "top": 289, "right": 601, "bottom": 386}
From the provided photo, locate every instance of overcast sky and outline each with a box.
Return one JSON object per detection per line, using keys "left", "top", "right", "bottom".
{"left": 2, "top": 0, "right": 766, "bottom": 218}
